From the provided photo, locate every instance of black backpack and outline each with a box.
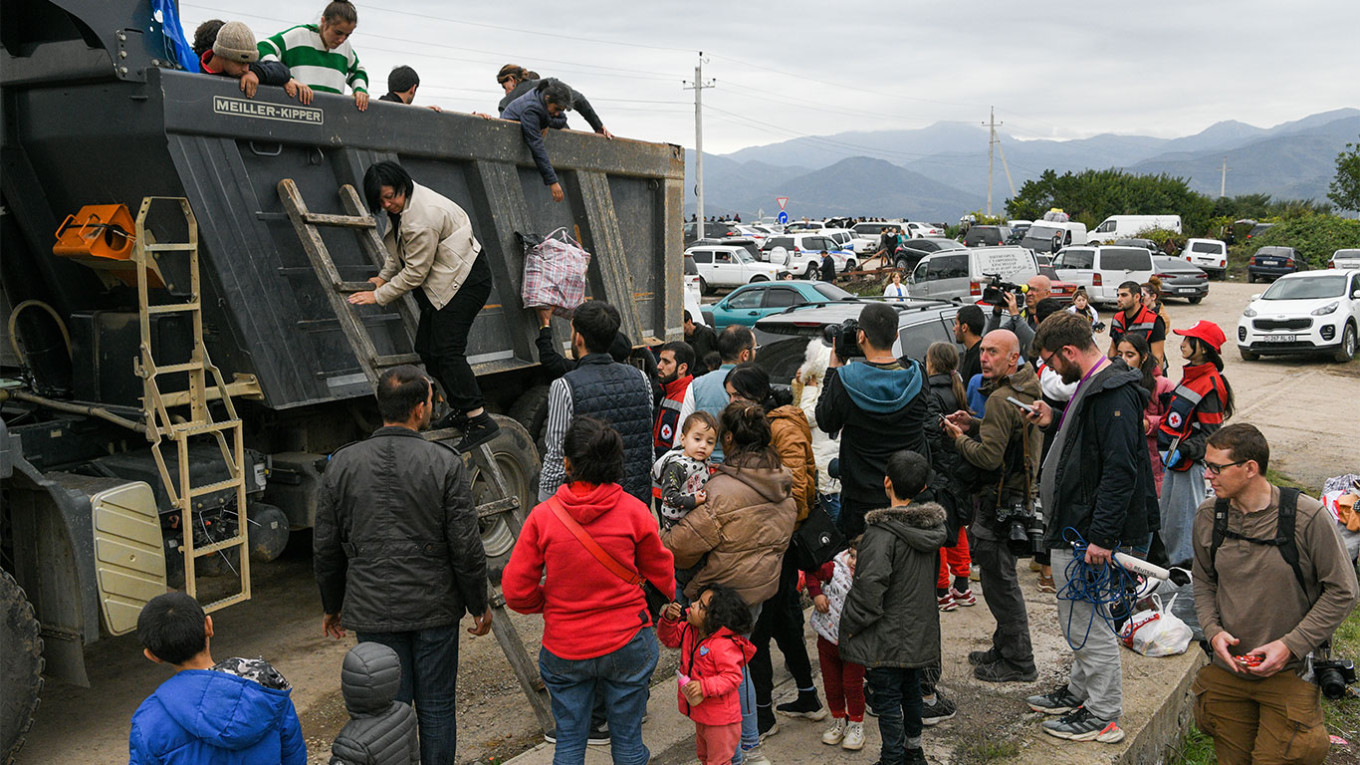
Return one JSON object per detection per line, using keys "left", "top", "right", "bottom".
{"left": 1209, "top": 487, "right": 1307, "bottom": 595}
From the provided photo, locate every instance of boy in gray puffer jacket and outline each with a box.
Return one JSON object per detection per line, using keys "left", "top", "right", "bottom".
{"left": 330, "top": 643, "right": 419, "bottom": 765}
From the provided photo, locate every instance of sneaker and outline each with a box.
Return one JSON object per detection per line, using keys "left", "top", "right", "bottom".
{"left": 937, "top": 592, "right": 958, "bottom": 612}
{"left": 821, "top": 717, "right": 846, "bottom": 745}
{"left": 1038, "top": 575, "right": 1057, "bottom": 594}
{"left": 432, "top": 409, "right": 469, "bottom": 432}
{"left": 1041, "top": 707, "right": 1125, "bottom": 743}
{"left": 973, "top": 659, "right": 1038, "bottom": 683}
{"left": 967, "top": 648, "right": 1000, "bottom": 666}
{"left": 776, "top": 690, "right": 828, "bottom": 720}
{"left": 904, "top": 747, "right": 929, "bottom": 764}
{"left": 1026, "top": 685, "right": 1084, "bottom": 715}
{"left": 542, "top": 725, "right": 609, "bottom": 745}
{"left": 921, "top": 694, "right": 957, "bottom": 725}
{"left": 841, "top": 720, "right": 865, "bottom": 751}
{"left": 949, "top": 586, "right": 977, "bottom": 607}
{"left": 757, "top": 705, "right": 780, "bottom": 739}
{"left": 455, "top": 413, "right": 500, "bottom": 452}
{"left": 743, "top": 745, "right": 772, "bottom": 765}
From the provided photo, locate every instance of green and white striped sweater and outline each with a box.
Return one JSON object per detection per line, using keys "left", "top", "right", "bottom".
{"left": 258, "top": 24, "right": 368, "bottom": 95}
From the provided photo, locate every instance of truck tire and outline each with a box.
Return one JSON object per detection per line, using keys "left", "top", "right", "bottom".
{"left": 467, "top": 416, "right": 538, "bottom": 584}
{"left": 508, "top": 385, "right": 550, "bottom": 456}
{"left": 2, "top": 569, "right": 43, "bottom": 764}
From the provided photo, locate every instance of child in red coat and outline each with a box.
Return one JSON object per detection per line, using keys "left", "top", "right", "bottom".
{"left": 658, "top": 585, "right": 757, "bottom": 765}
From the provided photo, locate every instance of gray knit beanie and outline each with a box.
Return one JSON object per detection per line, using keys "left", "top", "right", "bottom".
{"left": 212, "top": 22, "right": 259, "bottom": 63}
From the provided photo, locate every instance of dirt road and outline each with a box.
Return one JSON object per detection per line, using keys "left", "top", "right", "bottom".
{"left": 20, "top": 279, "right": 1358, "bottom": 764}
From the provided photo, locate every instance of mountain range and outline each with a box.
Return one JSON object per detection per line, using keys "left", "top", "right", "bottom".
{"left": 685, "top": 108, "right": 1360, "bottom": 223}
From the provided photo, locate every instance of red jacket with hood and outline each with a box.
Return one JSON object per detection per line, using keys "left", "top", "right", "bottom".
{"left": 657, "top": 616, "right": 755, "bottom": 726}
{"left": 503, "top": 482, "right": 676, "bottom": 660}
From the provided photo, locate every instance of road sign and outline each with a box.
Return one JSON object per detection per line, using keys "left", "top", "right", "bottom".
{"left": 777, "top": 211, "right": 789, "bottom": 224}
{"left": 776, "top": 197, "right": 788, "bottom": 211}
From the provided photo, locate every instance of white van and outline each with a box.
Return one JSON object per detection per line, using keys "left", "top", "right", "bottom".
{"left": 907, "top": 246, "right": 1040, "bottom": 302}
{"left": 1020, "top": 221, "right": 1088, "bottom": 254}
{"left": 1183, "top": 238, "right": 1228, "bottom": 276}
{"left": 1089, "top": 215, "right": 1182, "bottom": 243}
{"left": 1051, "top": 245, "right": 1155, "bottom": 304}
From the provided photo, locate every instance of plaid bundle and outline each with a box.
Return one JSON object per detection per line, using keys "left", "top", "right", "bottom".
{"left": 521, "top": 227, "right": 591, "bottom": 315}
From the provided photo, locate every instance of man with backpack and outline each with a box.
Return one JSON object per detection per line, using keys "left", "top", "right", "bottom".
{"left": 1190, "top": 423, "right": 1358, "bottom": 765}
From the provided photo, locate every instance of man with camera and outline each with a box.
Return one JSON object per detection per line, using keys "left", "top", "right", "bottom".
{"left": 817, "top": 302, "right": 930, "bottom": 539}
{"left": 1191, "top": 423, "right": 1358, "bottom": 765}
{"left": 941, "top": 329, "right": 1042, "bottom": 683}
{"left": 984, "top": 274, "right": 1051, "bottom": 354}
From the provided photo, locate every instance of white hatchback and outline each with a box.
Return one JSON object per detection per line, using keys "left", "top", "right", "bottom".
{"left": 1237, "top": 270, "right": 1360, "bottom": 363}
{"left": 1183, "top": 238, "right": 1228, "bottom": 276}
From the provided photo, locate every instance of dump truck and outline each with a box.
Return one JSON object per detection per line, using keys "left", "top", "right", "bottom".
{"left": 0, "top": 0, "right": 685, "bottom": 757}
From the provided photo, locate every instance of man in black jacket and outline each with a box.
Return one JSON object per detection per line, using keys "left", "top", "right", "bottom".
{"left": 314, "top": 365, "right": 492, "bottom": 765}
{"left": 954, "top": 305, "right": 985, "bottom": 384}
{"left": 1022, "top": 312, "right": 1158, "bottom": 746}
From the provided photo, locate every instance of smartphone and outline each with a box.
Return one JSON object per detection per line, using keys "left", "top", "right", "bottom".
{"left": 1006, "top": 396, "right": 1036, "bottom": 416}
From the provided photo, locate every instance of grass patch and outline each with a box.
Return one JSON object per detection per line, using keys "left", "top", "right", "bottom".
{"left": 1266, "top": 468, "right": 1309, "bottom": 491}
{"left": 957, "top": 735, "right": 1022, "bottom": 763}
{"left": 1171, "top": 725, "right": 1217, "bottom": 765}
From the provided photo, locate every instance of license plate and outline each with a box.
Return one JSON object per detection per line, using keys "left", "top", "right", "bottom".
{"left": 1260, "top": 334, "right": 1298, "bottom": 343}
{"left": 1259, "top": 260, "right": 1279, "bottom": 267}
{"left": 1177, "top": 287, "right": 1197, "bottom": 293}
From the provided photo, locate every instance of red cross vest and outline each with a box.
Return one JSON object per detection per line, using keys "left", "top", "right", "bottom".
{"left": 1156, "top": 363, "right": 1227, "bottom": 471}
{"left": 1112, "top": 304, "right": 1160, "bottom": 344}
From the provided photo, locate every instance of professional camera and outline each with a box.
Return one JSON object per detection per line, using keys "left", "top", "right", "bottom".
{"left": 823, "top": 319, "right": 861, "bottom": 359}
{"left": 980, "top": 273, "right": 1029, "bottom": 306}
{"left": 1314, "top": 657, "right": 1357, "bottom": 700}
{"left": 996, "top": 499, "right": 1043, "bottom": 558}
{"left": 1091, "top": 321, "right": 1107, "bottom": 332}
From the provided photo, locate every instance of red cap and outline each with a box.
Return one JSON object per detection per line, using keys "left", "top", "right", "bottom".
{"left": 1173, "top": 320, "right": 1227, "bottom": 352}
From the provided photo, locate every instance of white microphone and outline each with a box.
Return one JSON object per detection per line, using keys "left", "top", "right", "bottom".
{"left": 1113, "top": 552, "right": 1171, "bottom": 581}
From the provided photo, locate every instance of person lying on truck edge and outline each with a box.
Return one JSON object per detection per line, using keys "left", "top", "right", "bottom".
{"left": 501, "top": 78, "right": 577, "bottom": 203}
{"left": 377, "top": 65, "right": 440, "bottom": 112}
{"left": 194, "top": 21, "right": 290, "bottom": 99}
{"left": 258, "top": 0, "right": 369, "bottom": 111}
{"left": 496, "top": 64, "right": 613, "bottom": 139}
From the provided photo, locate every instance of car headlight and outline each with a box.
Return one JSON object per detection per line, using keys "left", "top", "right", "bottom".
{"left": 1311, "top": 302, "right": 1339, "bottom": 316}
{"left": 1242, "top": 307, "right": 1258, "bottom": 318}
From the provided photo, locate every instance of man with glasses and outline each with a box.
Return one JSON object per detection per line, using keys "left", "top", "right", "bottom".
{"left": 1190, "top": 423, "right": 1357, "bottom": 765}
{"left": 1021, "top": 311, "right": 1159, "bottom": 745}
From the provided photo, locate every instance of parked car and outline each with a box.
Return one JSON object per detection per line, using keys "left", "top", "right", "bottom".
{"left": 1236, "top": 270, "right": 1360, "bottom": 362}
{"left": 889, "top": 237, "right": 965, "bottom": 270}
{"left": 685, "top": 244, "right": 786, "bottom": 294}
{"left": 1152, "top": 256, "right": 1209, "bottom": 304}
{"left": 760, "top": 234, "right": 857, "bottom": 277}
{"left": 1050, "top": 245, "right": 1155, "bottom": 304}
{"left": 908, "top": 246, "right": 1040, "bottom": 302}
{"left": 694, "top": 236, "right": 761, "bottom": 261}
{"left": 904, "top": 221, "right": 944, "bottom": 238}
{"left": 684, "top": 220, "right": 742, "bottom": 245}
{"left": 1330, "top": 249, "right": 1360, "bottom": 270}
{"left": 1183, "top": 238, "right": 1228, "bottom": 277}
{"left": 753, "top": 299, "right": 963, "bottom": 384}
{"left": 1247, "top": 246, "right": 1303, "bottom": 283}
{"left": 1020, "top": 221, "right": 1089, "bottom": 253}
{"left": 1245, "top": 222, "right": 1275, "bottom": 241}
{"left": 784, "top": 220, "right": 825, "bottom": 233}
{"left": 962, "top": 225, "right": 1013, "bottom": 247}
{"left": 1035, "top": 264, "right": 1078, "bottom": 304}
{"left": 707, "top": 281, "right": 853, "bottom": 330}
{"left": 683, "top": 255, "right": 706, "bottom": 326}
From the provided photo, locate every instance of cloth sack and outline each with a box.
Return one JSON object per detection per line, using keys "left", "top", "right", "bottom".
{"left": 1119, "top": 593, "right": 1193, "bottom": 657}
{"left": 521, "top": 227, "right": 591, "bottom": 315}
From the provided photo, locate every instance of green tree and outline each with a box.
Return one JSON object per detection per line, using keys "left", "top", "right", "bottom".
{"left": 1328, "top": 140, "right": 1360, "bottom": 213}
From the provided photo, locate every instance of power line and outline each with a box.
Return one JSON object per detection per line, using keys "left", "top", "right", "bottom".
{"left": 362, "top": 2, "right": 696, "bottom": 53}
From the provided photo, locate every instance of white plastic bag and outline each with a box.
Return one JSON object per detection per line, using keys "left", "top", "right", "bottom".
{"left": 1119, "top": 594, "right": 1193, "bottom": 657}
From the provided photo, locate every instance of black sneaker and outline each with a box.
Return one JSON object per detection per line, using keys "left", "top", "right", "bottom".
{"left": 757, "top": 705, "right": 780, "bottom": 739}
{"left": 1026, "top": 684, "right": 1084, "bottom": 715}
{"left": 456, "top": 413, "right": 500, "bottom": 452}
{"left": 905, "top": 747, "right": 930, "bottom": 764}
{"left": 432, "top": 409, "right": 469, "bottom": 432}
{"left": 967, "top": 648, "right": 1000, "bottom": 666}
{"left": 973, "top": 659, "right": 1038, "bottom": 683}
{"left": 776, "top": 691, "right": 828, "bottom": 721}
{"left": 542, "top": 725, "right": 610, "bottom": 745}
{"left": 921, "top": 694, "right": 957, "bottom": 726}
{"left": 1041, "top": 707, "right": 1125, "bottom": 743}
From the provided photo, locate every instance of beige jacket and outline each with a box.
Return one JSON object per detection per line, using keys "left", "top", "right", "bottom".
{"left": 375, "top": 183, "right": 481, "bottom": 309}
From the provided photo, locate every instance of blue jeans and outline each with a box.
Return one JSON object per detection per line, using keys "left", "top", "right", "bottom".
{"left": 356, "top": 625, "right": 460, "bottom": 765}
{"left": 732, "top": 603, "right": 762, "bottom": 765}
{"left": 820, "top": 492, "right": 842, "bottom": 523}
{"left": 539, "top": 628, "right": 658, "bottom": 765}
{"left": 867, "top": 667, "right": 923, "bottom": 762}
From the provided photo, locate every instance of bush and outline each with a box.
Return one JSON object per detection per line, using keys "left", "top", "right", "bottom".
{"left": 1142, "top": 227, "right": 1188, "bottom": 256}
{"left": 1242, "top": 215, "right": 1360, "bottom": 268}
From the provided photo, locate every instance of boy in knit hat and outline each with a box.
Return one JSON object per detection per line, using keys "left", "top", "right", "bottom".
{"left": 259, "top": 0, "right": 370, "bottom": 111}
{"left": 196, "top": 20, "right": 291, "bottom": 98}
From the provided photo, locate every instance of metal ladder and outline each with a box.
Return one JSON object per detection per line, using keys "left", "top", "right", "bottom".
{"left": 131, "top": 197, "right": 250, "bottom": 613}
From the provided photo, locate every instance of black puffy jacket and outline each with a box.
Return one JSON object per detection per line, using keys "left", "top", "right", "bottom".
{"left": 329, "top": 643, "right": 418, "bottom": 765}
{"left": 314, "top": 426, "right": 489, "bottom": 632}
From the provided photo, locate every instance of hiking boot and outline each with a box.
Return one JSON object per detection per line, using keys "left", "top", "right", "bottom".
{"left": 921, "top": 694, "right": 957, "bottom": 726}
{"left": 821, "top": 717, "right": 846, "bottom": 745}
{"left": 1026, "top": 685, "right": 1084, "bottom": 715}
{"left": 455, "top": 413, "right": 500, "bottom": 452}
{"left": 841, "top": 720, "right": 865, "bottom": 750}
{"left": 967, "top": 648, "right": 1000, "bottom": 666}
{"left": 937, "top": 592, "right": 958, "bottom": 612}
{"left": 757, "top": 705, "right": 780, "bottom": 739}
{"left": 776, "top": 689, "right": 828, "bottom": 720}
{"left": 1041, "top": 707, "right": 1125, "bottom": 743}
{"left": 949, "top": 586, "right": 977, "bottom": 607}
{"left": 973, "top": 659, "right": 1038, "bottom": 683}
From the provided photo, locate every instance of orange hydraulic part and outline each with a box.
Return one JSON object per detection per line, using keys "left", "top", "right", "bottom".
{"left": 53, "top": 204, "right": 163, "bottom": 287}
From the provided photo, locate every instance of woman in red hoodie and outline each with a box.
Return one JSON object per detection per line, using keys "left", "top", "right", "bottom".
{"left": 503, "top": 417, "right": 676, "bottom": 765}
{"left": 658, "top": 585, "right": 757, "bottom": 765}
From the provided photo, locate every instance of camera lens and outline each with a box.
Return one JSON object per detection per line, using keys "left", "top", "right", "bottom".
{"left": 1320, "top": 668, "right": 1346, "bottom": 700}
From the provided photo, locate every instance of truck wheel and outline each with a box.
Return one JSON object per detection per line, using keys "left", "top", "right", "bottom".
{"left": 2, "top": 569, "right": 43, "bottom": 763}
{"left": 1333, "top": 323, "right": 1357, "bottom": 363}
{"left": 508, "top": 385, "right": 550, "bottom": 456}
{"left": 467, "top": 416, "right": 537, "bottom": 585}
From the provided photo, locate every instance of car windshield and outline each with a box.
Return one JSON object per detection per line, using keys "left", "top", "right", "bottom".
{"left": 814, "top": 284, "right": 853, "bottom": 300}
{"left": 1261, "top": 275, "right": 1346, "bottom": 300}
{"left": 732, "top": 248, "right": 754, "bottom": 263}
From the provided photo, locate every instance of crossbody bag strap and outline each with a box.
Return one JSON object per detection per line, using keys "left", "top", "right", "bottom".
{"left": 547, "top": 497, "right": 643, "bottom": 586}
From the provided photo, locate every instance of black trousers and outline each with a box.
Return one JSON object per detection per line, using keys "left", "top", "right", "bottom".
{"left": 837, "top": 496, "right": 874, "bottom": 542}
{"left": 750, "top": 553, "right": 815, "bottom": 706}
{"left": 412, "top": 254, "right": 493, "bottom": 413}
{"left": 971, "top": 535, "right": 1035, "bottom": 670}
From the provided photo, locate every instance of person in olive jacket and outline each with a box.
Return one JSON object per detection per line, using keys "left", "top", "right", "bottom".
{"left": 840, "top": 450, "right": 948, "bottom": 765}
{"left": 314, "top": 365, "right": 493, "bottom": 765}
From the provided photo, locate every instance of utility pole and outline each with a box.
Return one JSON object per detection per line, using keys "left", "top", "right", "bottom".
{"left": 983, "top": 107, "right": 1003, "bottom": 217}
{"left": 683, "top": 53, "right": 715, "bottom": 225}
{"left": 1220, "top": 156, "right": 1229, "bottom": 198}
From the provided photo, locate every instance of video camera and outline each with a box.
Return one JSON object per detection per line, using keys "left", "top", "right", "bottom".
{"left": 980, "top": 273, "right": 1029, "bottom": 306}
{"left": 823, "top": 319, "right": 861, "bottom": 360}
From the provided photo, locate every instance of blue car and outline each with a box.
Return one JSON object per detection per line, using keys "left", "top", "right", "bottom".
{"left": 707, "top": 280, "right": 853, "bottom": 330}
{"left": 1248, "top": 246, "right": 1303, "bottom": 283}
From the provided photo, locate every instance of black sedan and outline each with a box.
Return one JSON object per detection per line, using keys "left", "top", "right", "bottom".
{"left": 1153, "top": 256, "right": 1209, "bottom": 304}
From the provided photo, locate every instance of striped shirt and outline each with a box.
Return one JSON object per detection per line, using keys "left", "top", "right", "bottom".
{"left": 258, "top": 24, "right": 367, "bottom": 95}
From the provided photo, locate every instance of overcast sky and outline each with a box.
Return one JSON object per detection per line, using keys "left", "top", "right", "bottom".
{"left": 180, "top": 0, "right": 1360, "bottom": 155}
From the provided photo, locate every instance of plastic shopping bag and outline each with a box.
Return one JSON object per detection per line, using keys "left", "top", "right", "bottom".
{"left": 1119, "top": 594, "right": 1193, "bottom": 657}
{"left": 521, "top": 227, "right": 591, "bottom": 316}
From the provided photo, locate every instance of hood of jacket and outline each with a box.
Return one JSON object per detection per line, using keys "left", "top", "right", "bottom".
{"left": 155, "top": 669, "right": 294, "bottom": 751}
{"left": 714, "top": 455, "right": 792, "bottom": 506}
{"left": 703, "top": 626, "right": 757, "bottom": 665}
{"left": 981, "top": 363, "right": 1041, "bottom": 399}
{"left": 341, "top": 642, "right": 401, "bottom": 717}
{"left": 552, "top": 481, "right": 628, "bottom": 525}
{"left": 863, "top": 501, "right": 948, "bottom": 552}
{"left": 837, "top": 359, "right": 923, "bottom": 413}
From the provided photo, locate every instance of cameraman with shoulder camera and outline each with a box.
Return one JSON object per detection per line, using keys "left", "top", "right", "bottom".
{"left": 984, "top": 275, "right": 1051, "bottom": 355}
{"left": 817, "top": 303, "right": 930, "bottom": 539}
{"left": 1191, "top": 423, "right": 1358, "bottom": 765}
{"left": 941, "top": 329, "right": 1042, "bottom": 683}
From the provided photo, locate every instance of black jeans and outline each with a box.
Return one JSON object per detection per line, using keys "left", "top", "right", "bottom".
{"left": 867, "top": 667, "right": 922, "bottom": 761}
{"left": 413, "top": 254, "right": 493, "bottom": 413}
{"left": 971, "top": 535, "right": 1035, "bottom": 670}
{"left": 356, "top": 626, "right": 460, "bottom": 765}
{"left": 750, "top": 554, "right": 815, "bottom": 706}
